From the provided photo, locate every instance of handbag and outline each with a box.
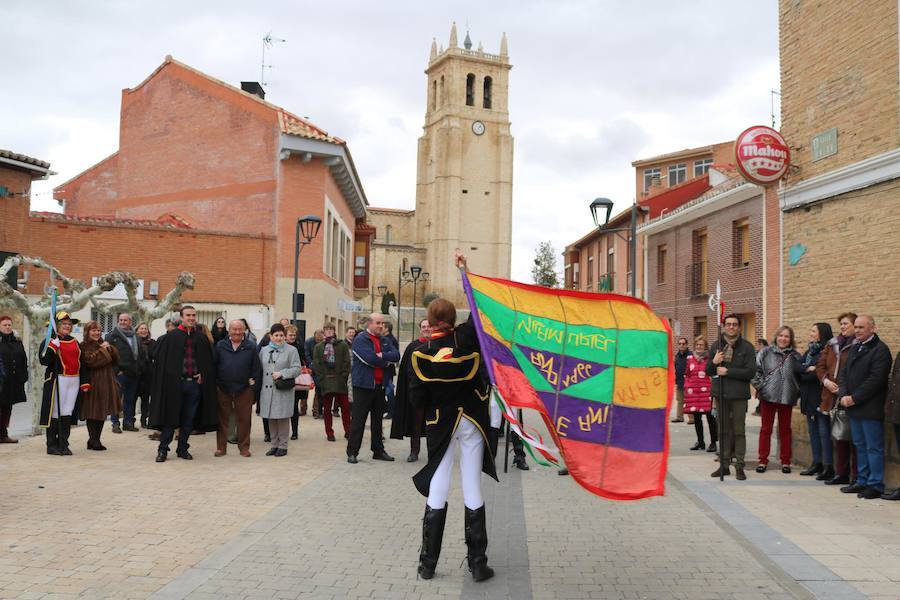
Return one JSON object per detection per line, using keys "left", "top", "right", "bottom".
{"left": 830, "top": 405, "right": 851, "bottom": 441}
{"left": 274, "top": 376, "right": 295, "bottom": 391}
{"left": 295, "top": 368, "right": 314, "bottom": 391}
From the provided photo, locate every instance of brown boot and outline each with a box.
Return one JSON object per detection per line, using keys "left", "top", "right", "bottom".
{"left": 0, "top": 436, "right": 18, "bottom": 444}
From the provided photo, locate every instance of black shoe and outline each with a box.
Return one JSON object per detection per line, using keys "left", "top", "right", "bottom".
{"left": 373, "top": 452, "right": 395, "bottom": 461}
{"left": 59, "top": 447, "right": 73, "bottom": 456}
{"left": 347, "top": 455, "right": 358, "bottom": 464}
{"left": 418, "top": 503, "right": 448, "bottom": 580}
{"left": 155, "top": 451, "right": 167, "bottom": 463}
{"left": 407, "top": 452, "right": 419, "bottom": 462}
{"left": 841, "top": 482, "right": 867, "bottom": 494}
{"left": 264, "top": 435, "right": 271, "bottom": 443}
{"left": 464, "top": 505, "right": 494, "bottom": 582}
{"left": 266, "top": 448, "right": 278, "bottom": 456}
{"left": 881, "top": 488, "right": 900, "bottom": 500}
{"left": 816, "top": 466, "right": 835, "bottom": 481}
{"left": 112, "top": 423, "right": 122, "bottom": 434}
{"left": 690, "top": 441, "right": 706, "bottom": 451}
{"left": 781, "top": 465, "right": 792, "bottom": 474}
{"left": 290, "top": 433, "right": 298, "bottom": 440}
{"left": 858, "top": 487, "right": 883, "bottom": 500}
{"left": 513, "top": 457, "right": 530, "bottom": 471}
{"left": 558, "top": 468, "right": 569, "bottom": 476}
{"left": 800, "top": 463, "right": 822, "bottom": 476}
{"left": 756, "top": 464, "right": 767, "bottom": 473}
{"left": 825, "top": 474, "right": 849, "bottom": 485}
{"left": 123, "top": 423, "right": 139, "bottom": 432}
{"left": 706, "top": 442, "right": 717, "bottom": 453}
{"left": 275, "top": 448, "right": 287, "bottom": 457}
{"left": 176, "top": 450, "right": 193, "bottom": 460}
{"left": 327, "top": 435, "right": 336, "bottom": 442}
{"left": 711, "top": 467, "right": 731, "bottom": 478}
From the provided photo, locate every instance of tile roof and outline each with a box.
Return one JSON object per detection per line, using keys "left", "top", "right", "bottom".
{"left": 31, "top": 211, "right": 193, "bottom": 230}
{"left": 0, "top": 150, "right": 51, "bottom": 170}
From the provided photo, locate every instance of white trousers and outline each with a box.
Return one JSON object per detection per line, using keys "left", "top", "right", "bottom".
{"left": 427, "top": 417, "right": 485, "bottom": 510}
{"left": 55, "top": 375, "right": 79, "bottom": 417}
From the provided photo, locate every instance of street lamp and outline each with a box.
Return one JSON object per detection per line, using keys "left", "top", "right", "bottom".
{"left": 588, "top": 198, "right": 645, "bottom": 297}
{"left": 371, "top": 283, "right": 388, "bottom": 312}
{"left": 292, "top": 215, "right": 322, "bottom": 326}
{"left": 408, "top": 265, "right": 426, "bottom": 342}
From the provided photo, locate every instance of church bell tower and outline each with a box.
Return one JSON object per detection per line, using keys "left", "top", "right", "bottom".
{"left": 414, "top": 23, "right": 514, "bottom": 306}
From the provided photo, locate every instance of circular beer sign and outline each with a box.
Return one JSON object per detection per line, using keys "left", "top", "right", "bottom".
{"left": 734, "top": 126, "right": 790, "bottom": 185}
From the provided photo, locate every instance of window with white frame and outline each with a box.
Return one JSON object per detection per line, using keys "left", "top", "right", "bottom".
{"left": 643, "top": 168, "right": 661, "bottom": 192}
{"left": 694, "top": 158, "right": 713, "bottom": 177}
{"left": 323, "top": 199, "right": 353, "bottom": 289}
{"left": 668, "top": 163, "right": 686, "bottom": 186}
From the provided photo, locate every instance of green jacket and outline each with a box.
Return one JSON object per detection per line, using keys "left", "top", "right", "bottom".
{"left": 312, "top": 338, "right": 351, "bottom": 395}
{"left": 705, "top": 336, "right": 756, "bottom": 401}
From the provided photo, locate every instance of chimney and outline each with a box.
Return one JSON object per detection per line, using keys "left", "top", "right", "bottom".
{"left": 240, "top": 81, "right": 265, "bottom": 100}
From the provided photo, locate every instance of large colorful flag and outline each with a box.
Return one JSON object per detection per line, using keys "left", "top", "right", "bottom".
{"left": 462, "top": 271, "right": 672, "bottom": 500}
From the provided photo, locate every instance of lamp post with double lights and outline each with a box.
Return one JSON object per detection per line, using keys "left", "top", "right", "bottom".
{"left": 589, "top": 198, "right": 647, "bottom": 297}
{"left": 397, "top": 265, "right": 429, "bottom": 341}
{"left": 292, "top": 215, "right": 322, "bottom": 326}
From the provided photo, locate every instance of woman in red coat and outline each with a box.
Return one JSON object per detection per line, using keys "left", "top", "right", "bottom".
{"left": 684, "top": 336, "right": 718, "bottom": 453}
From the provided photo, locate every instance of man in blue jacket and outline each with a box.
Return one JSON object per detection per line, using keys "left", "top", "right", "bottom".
{"left": 213, "top": 319, "right": 262, "bottom": 457}
{"left": 347, "top": 313, "right": 400, "bottom": 464}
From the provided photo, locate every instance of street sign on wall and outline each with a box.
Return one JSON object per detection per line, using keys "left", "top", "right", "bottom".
{"left": 811, "top": 128, "right": 838, "bottom": 162}
{"left": 734, "top": 125, "right": 791, "bottom": 185}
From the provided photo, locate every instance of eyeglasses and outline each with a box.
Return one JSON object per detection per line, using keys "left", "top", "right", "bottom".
{"left": 724, "top": 322, "right": 740, "bottom": 328}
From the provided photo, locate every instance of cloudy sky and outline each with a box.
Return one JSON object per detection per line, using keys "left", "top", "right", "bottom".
{"left": 3, "top": 1, "right": 779, "bottom": 282}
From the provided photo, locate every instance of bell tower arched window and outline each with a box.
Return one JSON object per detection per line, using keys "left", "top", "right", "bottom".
{"left": 466, "top": 73, "right": 475, "bottom": 106}
{"left": 483, "top": 76, "right": 492, "bottom": 109}
{"left": 439, "top": 75, "right": 445, "bottom": 105}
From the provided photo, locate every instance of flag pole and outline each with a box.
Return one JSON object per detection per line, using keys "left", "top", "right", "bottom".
{"left": 709, "top": 281, "right": 725, "bottom": 482}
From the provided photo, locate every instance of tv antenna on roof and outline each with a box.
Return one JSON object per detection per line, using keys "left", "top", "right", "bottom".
{"left": 261, "top": 31, "right": 286, "bottom": 87}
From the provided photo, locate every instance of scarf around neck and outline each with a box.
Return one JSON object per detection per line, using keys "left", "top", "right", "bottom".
{"left": 323, "top": 336, "right": 336, "bottom": 368}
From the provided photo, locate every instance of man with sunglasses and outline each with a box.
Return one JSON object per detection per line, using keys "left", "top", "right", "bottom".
{"left": 707, "top": 314, "right": 756, "bottom": 480}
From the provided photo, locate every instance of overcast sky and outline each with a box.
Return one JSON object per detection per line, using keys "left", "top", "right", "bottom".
{"left": 3, "top": 1, "right": 778, "bottom": 282}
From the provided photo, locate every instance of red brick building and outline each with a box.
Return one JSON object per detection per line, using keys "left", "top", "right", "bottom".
{"left": 1, "top": 149, "right": 278, "bottom": 339}
{"left": 563, "top": 142, "right": 731, "bottom": 297}
{"left": 51, "top": 56, "right": 372, "bottom": 336}
{"left": 640, "top": 167, "right": 767, "bottom": 345}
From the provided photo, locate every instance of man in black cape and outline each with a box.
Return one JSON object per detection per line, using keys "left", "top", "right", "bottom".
{"left": 150, "top": 305, "right": 217, "bottom": 462}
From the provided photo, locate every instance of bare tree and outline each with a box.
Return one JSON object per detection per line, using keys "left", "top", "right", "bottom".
{"left": 0, "top": 255, "right": 194, "bottom": 431}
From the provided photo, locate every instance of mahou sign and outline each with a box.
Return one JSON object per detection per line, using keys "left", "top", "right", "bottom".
{"left": 734, "top": 126, "right": 790, "bottom": 185}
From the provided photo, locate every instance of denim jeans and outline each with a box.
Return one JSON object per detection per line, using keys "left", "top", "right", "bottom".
{"left": 112, "top": 373, "right": 139, "bottom": 425}
{"left": 849, "top": 416, "right": 885, "bottom": 491}
{"left": 158, "top": 380, "right": 202, "bottom": 454}
{"left": 806, "top": 412, "right": 833, "bottom": 465}
{"left": 385, "top": 380, "right": 396, "bottom": 417}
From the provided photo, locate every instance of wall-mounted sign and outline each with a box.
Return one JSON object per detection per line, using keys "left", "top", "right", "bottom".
{"left": 811, "top": 128, "right": 838, "bottom": 162}
{"left": 734, "top": 125, "right": 791, "bottom": 185}
{"left": 337, "top": 299, "right": 364, "bottom": 312}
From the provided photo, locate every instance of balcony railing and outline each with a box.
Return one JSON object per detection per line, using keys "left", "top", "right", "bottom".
{"left": 599, "top": 273, "right": 614, "bottom": 292}
{"left": 685, "top": 261, "right": 708, "bottom": 297}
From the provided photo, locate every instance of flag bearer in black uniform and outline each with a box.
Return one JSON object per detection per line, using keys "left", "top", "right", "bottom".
{"left": 408, "top": 253, "right": 501, "bottom": 582}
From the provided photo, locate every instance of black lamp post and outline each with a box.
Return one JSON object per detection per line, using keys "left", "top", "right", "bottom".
{"left": 409, "top": 266, "right": 424, "bottom": 341}
{"left": 589, "top": 197, "right": 645, "bottom": 297}
{"left": 292, "top": 215, "right": 322, "bottom": 326}
{"left": 371, "top": 283, "right": 387, "bottom": 312}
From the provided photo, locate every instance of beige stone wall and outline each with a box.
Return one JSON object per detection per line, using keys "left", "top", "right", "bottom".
{"left": 780, "top": 0, "right": 899, "bottom": 182}
{"left": 367, "top": 209, "right": 415, "bottom": 245}
{"left": 782, "top": 182, "right": 900, "bottom": 352}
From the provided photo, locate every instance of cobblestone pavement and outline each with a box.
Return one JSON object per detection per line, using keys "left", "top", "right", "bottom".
{"left": 2, "top": 404, "right": 898, "bottom": 599}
